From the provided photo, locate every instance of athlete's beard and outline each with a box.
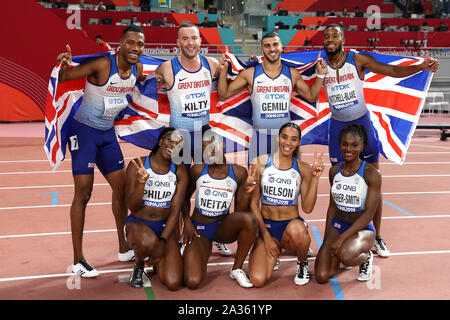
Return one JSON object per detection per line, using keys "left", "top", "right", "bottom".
{"left": 263, "top": 51, "right": 281, "bottom": 63}
{"left": 181, "top": 46, "right": 200, "bottom": 59}
{"left": 325, "top": 43, "right": 343, "bottom": 57}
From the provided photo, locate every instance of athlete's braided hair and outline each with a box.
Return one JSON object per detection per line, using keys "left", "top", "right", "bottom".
{"left": 151, "top": 127, "right": 177, "bottom": 155}
{"left": 338, "top": 124, "right": 368, "bottom": 147}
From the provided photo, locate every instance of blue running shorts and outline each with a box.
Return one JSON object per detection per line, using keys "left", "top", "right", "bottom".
{"left": 68, "top": 119, "right": 125, "bottom": 176}
{"left": 328, "top": 112, "right": 380, "bottom": 166}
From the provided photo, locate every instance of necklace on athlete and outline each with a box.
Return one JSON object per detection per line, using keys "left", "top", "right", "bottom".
{"left": 341, "top": 160, "right": 361, "bottom": 176}
{"left": 331, "top": 52, "right": 346, "bottom": 84}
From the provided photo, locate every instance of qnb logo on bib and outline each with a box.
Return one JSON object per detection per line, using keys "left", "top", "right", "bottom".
{"left": 260, "top": 93, "right": 289, "bottom": 119}
{"left": 180, "top": 91, "right": 209, "bottom": 118}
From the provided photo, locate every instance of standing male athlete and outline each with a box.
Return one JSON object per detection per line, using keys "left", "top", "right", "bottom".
{"left": 217, "top": 32, "right": 327, "bottom": 166}
{"left": 320, "top": 24, "right": 439, "bottom": 257}
{"left": 57, "top": 25, "right": 146, "bottom": 277}
{"left": 154, "top": 22, "right": 232, "bottom": 256}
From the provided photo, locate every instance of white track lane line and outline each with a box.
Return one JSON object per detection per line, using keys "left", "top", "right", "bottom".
{"left": 1, "top": 250, "right": 449, "bottom": 283}
{"left": 2, "top": 191, "right": 450, "bottom": 211}
{"left": 0, "top": 150, "right": 444, "bottom": 164}
{"left": 1, "top": 215, "right": 449, "bottom": 239}
{"left": 2, "top": 161, "right": 450, "bottom": 175}
{"left": 1, "top": 173, "right": 450, "bottom": 190}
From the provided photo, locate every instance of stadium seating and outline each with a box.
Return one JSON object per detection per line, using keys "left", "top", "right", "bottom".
{"left": 271, "top": 0, "right": 396, "bottom": 13}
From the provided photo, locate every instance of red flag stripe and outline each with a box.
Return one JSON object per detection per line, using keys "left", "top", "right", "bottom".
{"left": 129, "top": 100, "right": 159, "bottom": 119}
{"left": 299, "top": 108, "right": 330, "bottom": 131}
{"left": 290, "top": 98, "right": 317, "bottom": 117}
{"left": 372, "top": 111, "right": 404, "bottom": 159}
{"left": 210, "top": 120, "right": 250, "bottom": 143}
{"left": 364, "top": 60, "right": 418, "bottom": 83}
{"left": 364, "top": 88, "right": 421, "bottom": 116}
{"left": 216, "top": 91, "right": 250, "bottom": 112}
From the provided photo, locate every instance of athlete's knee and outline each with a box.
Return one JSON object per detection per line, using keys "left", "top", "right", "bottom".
{"left": 339, "top": 248, "right": 360, "bottom": 267}
{"left": 240, "top": 213, "right": 259, "bottom": 234}
{"left": 315, "top": 270, "right": 330, "bottom": 284}
{"left": 74, "top": 187, "right": 93, "bottom": 206}
{"left": 184, "top": 273, "right": 203, "bottom": 290}
{"left": 163, "top": 275, "right": 182, "bottom": 291}
{"left": 249, "top": 271, "right": 267, "bottom": 288}
{"left": 287, "top": 224, "right": 310, "bottom": 246}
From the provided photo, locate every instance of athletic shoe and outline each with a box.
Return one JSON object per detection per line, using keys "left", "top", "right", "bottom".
{"left": 294, "top": 260, "right": 310, "bottom": 286}
{"left": 273, "top": 259, "right": 280, "bottom": 271}
{"left": 72, "top": 259, "right": 100, "bottom": 278}
{"left": 357, "top": 251, "right": 373, "bottom": 282}
{"left": 374, "top": 236, "right": 390, "bottom": 257}
{"left": 230, "top": 269, "right": 253, "bottom": 288}
{"left": 129, "top": 264, "right": 146, "bottom": 288}
{"left": 118, "top": 249, "right": 135, "bottom": 262}
{"left": 214, "top": 242, "right": 232, "bottom": 256}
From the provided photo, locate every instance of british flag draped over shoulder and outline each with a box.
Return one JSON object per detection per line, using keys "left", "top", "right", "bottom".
{"left": 44, "top": 50, "right": 433, "bottom": 170}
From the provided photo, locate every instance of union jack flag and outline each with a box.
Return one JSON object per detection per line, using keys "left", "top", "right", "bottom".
{"left": 280, "top": 49, "right": 434, "bottom": 164}
{"left": 44, "top": 50, "right": 433, "bottom": 170}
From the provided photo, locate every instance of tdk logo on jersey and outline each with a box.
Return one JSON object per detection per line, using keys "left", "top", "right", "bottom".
{"left": 185, "top": 92, "right": 206, "bottom": 99}
{"left": 107, "top": 98, "right": 125, "bottom": 104}
{"left": 264, "top": 93, "right": 286, "bottom": 100}
{"left": 330, "top": 84, "right": 350, "bottom": 92}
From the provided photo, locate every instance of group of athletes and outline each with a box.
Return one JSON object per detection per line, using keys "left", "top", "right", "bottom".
{"left": 56, "top": 22, "right": 439, "bottom": 290}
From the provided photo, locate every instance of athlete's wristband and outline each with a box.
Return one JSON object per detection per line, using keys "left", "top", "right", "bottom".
{"left": 316, "top": 73, "right": 326, "bottom": 79}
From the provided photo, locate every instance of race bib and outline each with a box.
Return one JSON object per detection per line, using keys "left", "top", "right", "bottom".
{"left": 179, "top": 91, "right": 209, "bottom": 118}
{"left": 332, "top": 182, "right": 362, "bottom": 213}
{"left": 260, "top": 93, "right": 289, "bottom": 119}
{"left": 102, "top": 96, "right": 128, "bottom": 120}
{"left": 262, "top": 174, "right": 298, "bottom": 206}
{"left": 197, "top": 185, "right": 233, "bottom": 217}
{"left": 328, "top": 83, "right": 358, "bottom": 111}
{"left": 141, "top": 178, "right": 175, "bottom": 209}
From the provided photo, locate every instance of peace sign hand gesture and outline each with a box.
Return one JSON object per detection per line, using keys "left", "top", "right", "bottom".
{"left": 131, "top": 157, "right": 149, "bottom": 184}
{"left": 311, "top": 153, "right": 325, "bottom": 178}
{"left": 243, "top": 164, "right": 258, "bottom": 194}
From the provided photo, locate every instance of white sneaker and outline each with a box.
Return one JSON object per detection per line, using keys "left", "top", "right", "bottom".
{"left": 72, "top": 259, "right": 100, "bottom": 278}
{"left": 273, "top": 259, "right": 280, "bottom": 271}
{"left": 118, "top": 249, "right": 135, "bottom": 262}
{"left": 214, "top": 242, "right": 232, "bottom": 256}
{"left": 294, "top": 260, "right": 310, "bottom": 286}
{"left": 357, "top": 251, "right": 373, "bottom": 282}
{"left": 374, "top": 236, "right": 390, "bottom": 257}
{"left": 230, "top": 269, "right": 253, "bottom": 288}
